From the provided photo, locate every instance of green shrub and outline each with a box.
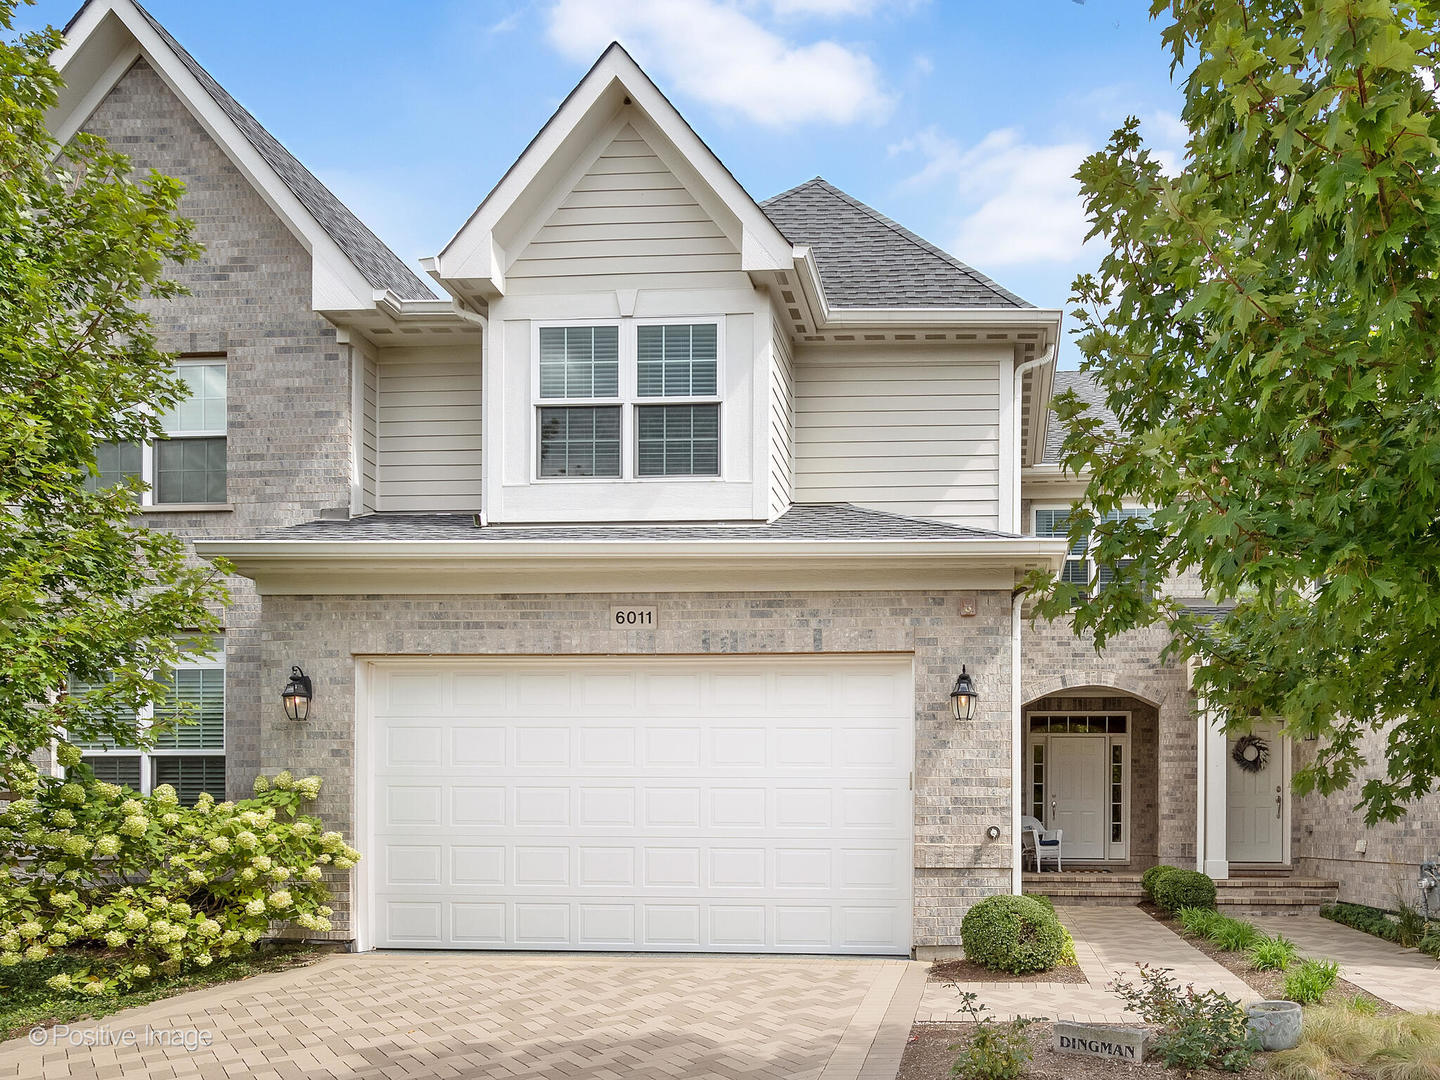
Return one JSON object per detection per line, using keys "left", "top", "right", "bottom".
{"left": 1248, "top": 934, "right": 1300, "bottom": 972}
{"left": 0, "top": 767, "right": 360, "bottom": 995}
{"left": 947, "top": 991, "right": 1034, "bottom": 1080}
{"left": 1177, "top": 906, "right": 1225, "bottom": 938}
{"left": 1285, "top": 958, "right": 1341, "bottom": 1005}
{"left": 1208, "top": 916, "right": 1261, "bottom": 952}
{"left": 1109, "top": 963, "right": 1258, "bottom": 1072}
{"left": 1142, "top": 864, "right": 1179, "bottom": 900}
{"left": 1152, "top": 868, "right": 1217, "bottom": 913}
{"left": 1027, "top": 894, "right": 1056, "bottom": 913}
{"left": 960, "top": 895, "right": 1071, "bottom": 974}
{"left": 1321, "top": 901, "right": 1402, "bottom": 943}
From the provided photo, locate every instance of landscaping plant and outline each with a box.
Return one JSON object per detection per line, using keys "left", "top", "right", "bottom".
{"left": 1284, "top": 959, "right": 1341, "bottom": 1006}
{"left": 1207, "top": 916, "right": 1261, "bottom": 953}
{"left": 1108, "top": 963, "right": 1258, "bottom": 1073}
{"left": 1322, "top": 901, "right": 1402, "bottom": 944}
{"left": 1269, "top": 1006, "right": 1440, "bottom": 1080}
{"left": 0, "top": 767, "right": 360, "bottom": 995}
{"left": 1247, "top": 933, "right": 1300, "bottom": 972}
{"left": 959, "top": 895, "right": 1075, "bottom": 975}
{"left": 1141, "top": 864, "right": 1179, "bottom": 901}
{"left": 945, "top": 990, "right": 1034, "bottom": 1080}
{"left": 1176, "top": 905, "right": 1224, "bottom": 938}
{"left": 1151, "top": 868, "right": 1217, "bottom": 914}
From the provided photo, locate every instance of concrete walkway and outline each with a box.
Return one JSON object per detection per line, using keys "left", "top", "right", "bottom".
{"left": 0, "top": 952, "right": 929, "bottom": 1080}
{"left": 1252, "top": 912, "right": 1440, "bottom": 1014}
{"left": 918, "top": 905, "right": 1259, "bottom": 1023}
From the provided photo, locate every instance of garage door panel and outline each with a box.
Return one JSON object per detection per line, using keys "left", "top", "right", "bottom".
{"left": 369, "top": 657, "right": 912, "bottom": 953}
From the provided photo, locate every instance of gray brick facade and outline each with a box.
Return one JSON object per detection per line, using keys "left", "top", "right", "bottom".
{"left": 254, "top": 589, "right": 1015, "bottom": 946}
{"left": 80, "top": 58, "right": 355, "bottom": 797}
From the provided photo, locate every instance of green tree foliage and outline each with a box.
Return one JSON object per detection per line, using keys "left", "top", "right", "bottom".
{"left": 1030, "top": 0, "right": 1440, "bottom": 823}
{"left": 0, "top": 2, "right": 226, "bottom": 787}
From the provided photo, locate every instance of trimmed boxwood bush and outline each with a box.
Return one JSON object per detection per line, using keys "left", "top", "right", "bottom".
{"left": 1152, "top": 869, "right": 1217, "bottom": 913}
{"left": 1142, "top": 864, "right": 1180, "bottom": 900}
{"left": 961, "top": 895, "right": 1072, "bottom": 974}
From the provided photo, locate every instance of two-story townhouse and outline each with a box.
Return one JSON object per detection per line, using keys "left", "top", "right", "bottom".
{"left": 49, "top": 0, "right": 1434, "bottom": 955}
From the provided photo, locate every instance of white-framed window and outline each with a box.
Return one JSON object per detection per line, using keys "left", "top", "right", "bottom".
{"left": 1033, "top": 505, "right": 1151, "bottom": 598}
{"left": 68, "top": 642, "right": 227, "bottom": 804}
{"left": 533, "top": 319, "right": 721, "bottom": 480}
{"left": 85, "top": 358, "right": 227, "bottom": 506}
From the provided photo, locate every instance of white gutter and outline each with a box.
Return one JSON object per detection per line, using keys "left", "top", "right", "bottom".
{"left": 193, "top": 536, "right": 1068, "bottom": 563}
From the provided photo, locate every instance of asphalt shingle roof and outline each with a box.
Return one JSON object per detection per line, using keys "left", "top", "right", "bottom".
{"left": 760, "top": 178, "right": 1031, "bottom": 310}
{"left": 79, "top": 1, "right": 436, "bottom": 300}
{"left": 1042, "top": 370, "right": 1118, "bottom": 464}
{"left": 256, "top": 503, "right": 1018, "bottom": 543}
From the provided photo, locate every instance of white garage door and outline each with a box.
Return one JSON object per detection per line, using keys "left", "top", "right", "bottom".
{"left": 365, "top": 656, "right": 913, "bottom": 953}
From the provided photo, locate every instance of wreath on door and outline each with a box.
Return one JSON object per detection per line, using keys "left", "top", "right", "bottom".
{"left": 1232, "top": 734, "right": 1271, "bottom": 774}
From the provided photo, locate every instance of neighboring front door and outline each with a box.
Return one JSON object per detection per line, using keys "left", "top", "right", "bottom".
{"left": 1047, "top": 735, "right": 1108, "bottom": 860}
{"left": 1226, "top": 723, "right": 1286, "bottom": 863}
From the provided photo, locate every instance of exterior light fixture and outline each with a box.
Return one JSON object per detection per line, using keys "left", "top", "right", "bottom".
{"left": 949, "top": 666, "right": 979, "bottom": 722}
{"left": 281, "top": 666, "right": 313, "bottom": 722}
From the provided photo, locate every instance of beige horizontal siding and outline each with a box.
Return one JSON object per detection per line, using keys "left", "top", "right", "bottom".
{"left": 375, "top": 349, "right": 483, "bottom": 513}
{"left": 794, "top": 352, "right": 1003, "bottom": 529}
{"left": 770, "top": 319, "right": 795, "bottom": 519}
{"left": 508, "top": 124, "right": 740, "bottom": 291}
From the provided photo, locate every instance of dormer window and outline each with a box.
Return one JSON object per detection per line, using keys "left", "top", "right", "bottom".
{"left": 534, "top": 319, "right": 722, "bottom": 480}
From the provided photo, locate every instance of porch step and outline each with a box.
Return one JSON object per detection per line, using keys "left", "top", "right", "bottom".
{"left": 1023, "top": 872, "right": 1339, "bottom": 912}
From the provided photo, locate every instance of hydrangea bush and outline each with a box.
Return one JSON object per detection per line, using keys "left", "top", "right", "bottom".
{"left": 0, "top": 752, "right": 359, "bottom": 997}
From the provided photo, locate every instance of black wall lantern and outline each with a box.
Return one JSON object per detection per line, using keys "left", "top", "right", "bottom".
{"left": 949, "top": 666, "right": 979, "bottom": 722}
{"left": 281, "top": 666, "right": 313, "bottom": 722}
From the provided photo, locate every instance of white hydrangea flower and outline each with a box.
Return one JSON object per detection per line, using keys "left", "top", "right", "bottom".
{"left": 303, "top": 866, "right": 323, "bottom": 881}
{"left": 80, "top": 912, "right": 105, "bottom": 932}
{"left": 94, "top": 782, "right": 122, "bottom": 800}
{"left": 0, "top": 952, "right": 21, "bottom": 967}
{"left": 194, "top": 953, "right": 213, "bottom": 967}
{"left": 132, "top": 963, "right": 151, "bottom": 979}
{"left": 235, "top": 830, "right": 258, "bottom": 850}
{"left": 152, "top": 784, "right": 179, "bottom": 806}
{"left": 52, "top": 809, "right": 76, "bottom": 828}
{"left": 273, "top": 771, "right": 294, "bottom": 790}
{"left": 188, "top": 870, "right": 207, "bottom": 885}
{"left": 118, "top": 815, "right": 149, "bottom": 837}
{"left": 46, "top": 973, "right": 72, "bottom": 991}
{"left": 119, "top": 799, "right": 143, "bottom": 815}
{"left": 208, "top": 836, "right": 231, "bottom": 854}
{"left": 267, "top": 890, "right": 292, "bottom": 910}
{"left": 251, "top": 854, "right": 272, "bottom": 872}
{"left": 245, "top": 898, "right": 266, "bottom": 916}
{"left": 24, "top": 944, "right": 49, "bottom": 961}
{"left": 295, "top": 777, "right": 322, "bottom": 800}
{"left": 270, "top": 866, "right": 290, "bottom": 881}
{"left": 252, "top": 775, "right": 271, "bottom": 794}
{"left": 105, "top": 930, "right": 126, "bottom": 948}
{"left": 159, "top": 812, "right": 179, "bottom": 827}
{"left": 94, "top": 835, "right": 121, "bottom": 856}
{"left": 17, "top": 921, "right": 43, "bottom": 940}
{"left": 291, "top": 821, "right": 314, "bottom": 837}
{"left": 333, "top": 857, "right": 354, "bottom": 870}
{"left": 122, "top": 910, "right": 148, "bottom": 930}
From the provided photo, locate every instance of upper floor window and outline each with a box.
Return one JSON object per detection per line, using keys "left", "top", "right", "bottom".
{"left": 84, "top": 358, "right": 227, "bottom": 506}
{"left": 535, "top": 321, "right": 720, "bottom": 480}
{"left": 1034, "top": 506, "right": 1151, "bottom": 597}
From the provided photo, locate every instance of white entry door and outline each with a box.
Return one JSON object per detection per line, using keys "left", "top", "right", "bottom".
{"left": 1047, "top": 735, "right": 1108, "bottom": 860}
{"left": 1227, "top": 723, "right": 1285, "bottom": 863}
{"left": 365, "top": 656, "right": 914, "bottom": 954}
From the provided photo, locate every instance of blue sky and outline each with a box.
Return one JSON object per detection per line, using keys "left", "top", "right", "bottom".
{"left": 29, "top": 1, "right": 1189, "bottom": 367}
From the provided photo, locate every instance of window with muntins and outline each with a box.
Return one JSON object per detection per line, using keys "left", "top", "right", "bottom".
{"left": 67, "top": 642, "right": 226, "bottom": 804}
{"left": 1034, "top": 507, "right": 1151, "bottom": 598}
{"left": 85, "top": 359, "right": 227, "bottom": 506}
{"left": 536, "top": 321, "right": 721, "bottom": 480}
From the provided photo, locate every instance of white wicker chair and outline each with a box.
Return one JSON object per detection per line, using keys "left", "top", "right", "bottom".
{"left": 1021, "top": 814, "right": 1063, "bottom": 872}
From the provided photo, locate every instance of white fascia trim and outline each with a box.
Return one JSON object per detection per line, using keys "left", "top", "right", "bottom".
{"left": 433, "top": 44, "right": 791, "bottom": 285}
{"left": 193, "top": 536, "right": 1068, "bottom": 567}
{"left": 54, "top": 0, "right": 377, "bottom": 313}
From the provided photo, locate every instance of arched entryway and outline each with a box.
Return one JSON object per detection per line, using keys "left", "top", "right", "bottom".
{"left": 1022, "top": 686, "right": 1160, "bottom": 867}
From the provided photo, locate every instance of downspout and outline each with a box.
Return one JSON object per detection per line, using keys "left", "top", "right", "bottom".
{"left": 1007, "top": 344, "right": 1054, "bottom": 890}
{"left": 1012, "top": 586, "right": 1026, "bottom": 894}
{"left": 448, "top": 305, "right": 491, "bottom": 527}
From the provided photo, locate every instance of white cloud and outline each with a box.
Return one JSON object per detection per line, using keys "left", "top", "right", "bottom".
{"left": 890, "top": 127, "right": 1093, "bottom": 267}
{"left": 764, "top": 0, "right": 883, "bottom": 16}
{"left": 544, "top": 0, "right": 892, "bottom": 127}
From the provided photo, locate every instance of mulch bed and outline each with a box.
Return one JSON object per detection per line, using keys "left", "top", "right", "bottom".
{"left": 929, "top": 958, "right": 1088, "bottom": 984}
{"left": 898, "top": 1023, "right": 1266, "bottom": 1080}
{"left": 1141, "top": 905, "right": 1400, "bottom": 1015}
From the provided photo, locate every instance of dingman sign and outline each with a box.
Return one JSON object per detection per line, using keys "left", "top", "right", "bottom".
{"left": 1052, "top": 1021, "right": 1149, "bottom": 1062}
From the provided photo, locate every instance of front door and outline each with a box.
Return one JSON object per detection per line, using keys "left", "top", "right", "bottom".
{"left": 1047, "top": 735, "right": 1108, "bottom": 860}
{"left": 1226, "top": 722, "right": 1286, "bottom": 863}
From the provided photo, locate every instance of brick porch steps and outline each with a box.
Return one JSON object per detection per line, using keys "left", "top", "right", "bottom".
{"left": 1023, "top": 871, "right": 1339, "bottom": 912}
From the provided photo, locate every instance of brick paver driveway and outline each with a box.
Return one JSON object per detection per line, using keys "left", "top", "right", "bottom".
{"left": 0, "top": 953, "right": 927, "bottom": 1080}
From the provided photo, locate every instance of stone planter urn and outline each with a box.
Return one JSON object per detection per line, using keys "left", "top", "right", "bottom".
{"left": 1246, "top": 1000, "right": 1303, "bottom": 1051}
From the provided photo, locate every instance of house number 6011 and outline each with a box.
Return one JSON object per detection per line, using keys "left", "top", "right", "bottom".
{"left": 611, "top": 606, "right": 657, "bottom": 627}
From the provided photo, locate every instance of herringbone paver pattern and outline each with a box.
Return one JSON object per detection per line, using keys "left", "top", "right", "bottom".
{"left": 0, "top": 954, "right": 925, "bottom": 1080}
